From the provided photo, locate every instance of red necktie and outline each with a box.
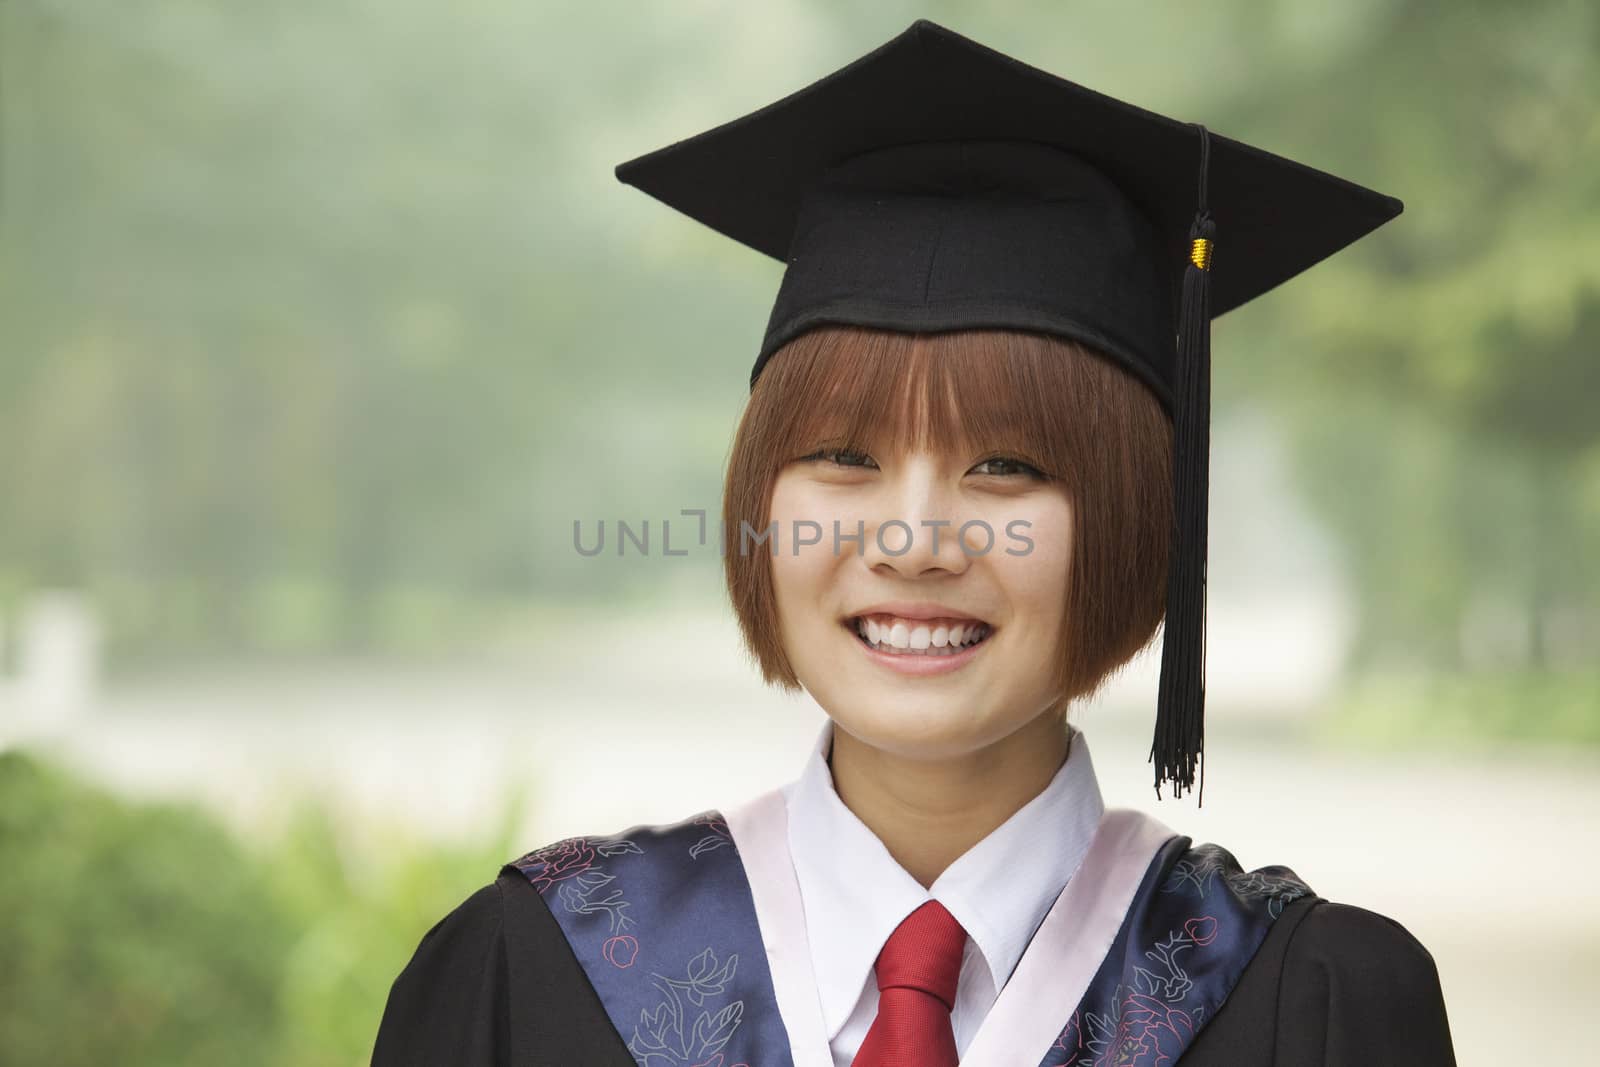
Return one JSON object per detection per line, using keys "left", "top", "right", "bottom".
{"left": 851, "top": 899, "right": 969, "bottom": 1067}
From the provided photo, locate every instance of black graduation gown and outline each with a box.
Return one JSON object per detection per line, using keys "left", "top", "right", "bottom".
{"left": 371, "top": 869, "right": 1457, "bottom": 1066}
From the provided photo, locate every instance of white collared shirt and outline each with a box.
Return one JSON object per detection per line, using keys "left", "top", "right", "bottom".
{"left": 780, "top": 719, "right": 1106, "bottom": 1066}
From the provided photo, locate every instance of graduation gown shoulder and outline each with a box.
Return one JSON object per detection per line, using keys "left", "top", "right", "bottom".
{"left": 373, "top": 869, "right": 1456, "bottom": 1067}
{"left": 371, "top": 870, "right": 632, "bottom": 1067}
{"left": 1182, "top": 895, "right": 1457, "bottom": 1065}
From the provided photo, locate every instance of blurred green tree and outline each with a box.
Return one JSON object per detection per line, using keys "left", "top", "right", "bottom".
{"left": 1225, "top": 0, "right": 1600, "bottom": 676}
{"left": 1, "top": 0, "right": 1594, "bottom": 705}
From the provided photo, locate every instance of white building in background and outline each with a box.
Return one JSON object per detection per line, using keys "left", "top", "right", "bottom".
{"left": 0, "top": 588, "right": 102, "bottom": 744}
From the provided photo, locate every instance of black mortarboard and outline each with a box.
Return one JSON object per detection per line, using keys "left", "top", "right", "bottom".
{"left": 613, "top": 19, "right": 1403, "bottom": 801}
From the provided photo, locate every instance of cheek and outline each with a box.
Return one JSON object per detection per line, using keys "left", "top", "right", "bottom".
{"left": 767, "top": 476, "right": 841, "bottom": 629}
{"left": 769, "top": 544, "right": 833, "bottom": 621}
{"left": 988, "top": 494, "right": 1073, "bottom": 628}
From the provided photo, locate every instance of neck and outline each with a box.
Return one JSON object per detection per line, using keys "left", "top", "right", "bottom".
{"left": 828, "top": 711, "right": 1072, "bottom": 888}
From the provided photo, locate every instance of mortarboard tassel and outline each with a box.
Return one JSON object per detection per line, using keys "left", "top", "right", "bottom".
{"left": 1152, "top": 123, "right": 1214, "bottom": 803}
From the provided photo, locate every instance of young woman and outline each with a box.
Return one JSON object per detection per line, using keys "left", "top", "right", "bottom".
{"left": 373, "top": 20, "right": 1457, "bottom": 1067}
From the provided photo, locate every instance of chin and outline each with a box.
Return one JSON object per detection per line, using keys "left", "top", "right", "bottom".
{"left": 828, "top": 702, "right": 1001, "bottom": 761}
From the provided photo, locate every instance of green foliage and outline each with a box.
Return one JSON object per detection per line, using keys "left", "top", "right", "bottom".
{"left": 262, "top": 787, "right": 526, "bottom": 1067}
{"left": 0, "top": 748, "right": 525, "bottom": 1066}
{"left": 0, "top": 750, "right": 291, "bottom": 1066}
{"left": 1221, "top": 0, "right": 1600, "bottom": 680}
{"left": 0, "top": 1, "right": 735, "bottom": 662}
{"left": 1318, "top": 666, "right": 1600, "bottom": 748}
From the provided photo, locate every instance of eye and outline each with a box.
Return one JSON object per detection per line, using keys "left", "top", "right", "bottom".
{"left": 800, "top": 447, "right": 878, "bottom": 470}
{"left": 969, "top": 455, "right": 1047, "bottom": 479}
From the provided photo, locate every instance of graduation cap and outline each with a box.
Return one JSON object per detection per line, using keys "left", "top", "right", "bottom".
{"left": 613, "top": 18, "right": 1403, "bottom": 801}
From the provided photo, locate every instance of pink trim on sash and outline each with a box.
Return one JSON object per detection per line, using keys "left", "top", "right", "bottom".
{"left": 725, "top": 788, "right": 836, "bottom": 1067}
{"left": 960, "top": 807, "right": 1178, "bottom": 1066}
{"left": 726, "top": 792, "right": 1177, "bottom": 1067}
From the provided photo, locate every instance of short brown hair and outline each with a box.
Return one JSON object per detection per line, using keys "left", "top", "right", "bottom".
{"left": 722, "top": 325, "right": 1172, "bottom": 712}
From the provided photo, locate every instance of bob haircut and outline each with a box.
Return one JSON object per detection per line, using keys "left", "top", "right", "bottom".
{"left": 722, "top": 324, "right": 1173, "bottom": 714}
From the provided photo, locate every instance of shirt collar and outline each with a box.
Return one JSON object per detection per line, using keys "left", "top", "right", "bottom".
{"left": 783, "top": 717, "right": 1105, "bottom": 1041}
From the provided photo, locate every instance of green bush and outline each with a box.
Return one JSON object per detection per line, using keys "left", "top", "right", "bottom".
{"left": 261, "top": 790, "right": 525, "bottom": 1067}
{"left": 0, "top": 749, "right": 525, "bottom": 1067}
{"left": 0, "top": 750, "right": 292, "bottom": 1067}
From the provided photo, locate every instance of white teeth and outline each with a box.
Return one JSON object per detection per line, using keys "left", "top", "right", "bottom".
{"left": 851, "top": 615, "right": 991, "bottom": 656}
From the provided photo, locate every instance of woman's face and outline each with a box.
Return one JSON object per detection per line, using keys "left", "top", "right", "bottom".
{"left": 768, "top": 435, "right": 1074, "bottom": 761}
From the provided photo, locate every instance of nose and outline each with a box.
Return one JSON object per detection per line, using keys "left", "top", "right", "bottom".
{"left": 861, "top": 454, "right": 974, "bottom": 578}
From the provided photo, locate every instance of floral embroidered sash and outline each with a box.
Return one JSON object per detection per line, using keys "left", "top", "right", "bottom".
{"left": 1038, "top": 835, "right": 1312, "bottom": 1066}
{"left": 508, "top": 812, "right": 791, "bottom": 1067}
{"left": 507, "top": 810, "right": 1311, "bottom": 1067}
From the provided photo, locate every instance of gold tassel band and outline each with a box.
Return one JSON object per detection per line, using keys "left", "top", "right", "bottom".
{"left": 1189, "top": 237, "right": 1213, "bottom": 271}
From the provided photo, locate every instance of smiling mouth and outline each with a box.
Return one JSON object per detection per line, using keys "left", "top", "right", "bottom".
{"left": 842, "top": 615, "right": 995, "bottom": 657}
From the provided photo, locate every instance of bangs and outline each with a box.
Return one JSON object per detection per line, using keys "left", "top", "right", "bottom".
{"left": 749, "top": 325, "right": 1155, "bottom": 480}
